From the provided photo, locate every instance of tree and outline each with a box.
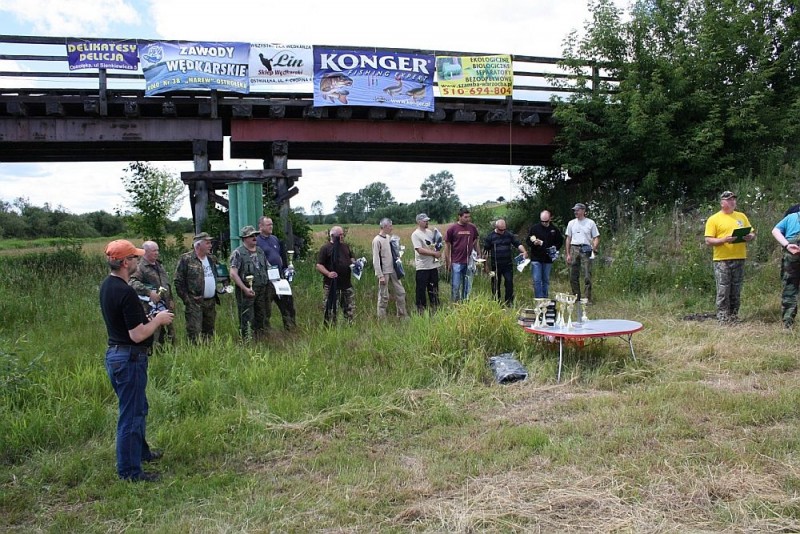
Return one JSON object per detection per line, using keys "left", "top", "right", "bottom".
{"left": 359, "top": 182, "right": 395, "bottom": 217}
{"left": 120, "top": 162, "right": 185, "bottom": 247}
{"left": 333, "top": 192, "right": 367, "bottom": 224}
{"left": 420, "top": 170, "right": 461, "bottom": 223}
{"left": 535, "top": 0, "right": 800, "bottom": 224}
{"left": 311, "top": 200, "right": 324, "bottom": 224}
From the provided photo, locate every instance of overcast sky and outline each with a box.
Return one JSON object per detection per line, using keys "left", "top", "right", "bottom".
{"left": 0, "top": 0, "right": 621, "bottom": 218}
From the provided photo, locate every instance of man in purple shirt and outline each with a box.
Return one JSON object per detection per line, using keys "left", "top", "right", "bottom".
{"left": 256, "top": 216, "right": 297, "bottom": 330}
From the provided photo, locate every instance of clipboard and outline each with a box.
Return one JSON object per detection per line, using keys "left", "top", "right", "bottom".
{"left": 731, "top": 226, "right": 751, "bottom": 243}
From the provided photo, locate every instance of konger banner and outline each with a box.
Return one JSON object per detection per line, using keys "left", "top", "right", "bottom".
{"left": 313, "top": 47, "right": 434, "bottom": 111}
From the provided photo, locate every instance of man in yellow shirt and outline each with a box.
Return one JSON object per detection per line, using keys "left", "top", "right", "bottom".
{"left": 704, "top": 191, "right": 756, "bottom": 323}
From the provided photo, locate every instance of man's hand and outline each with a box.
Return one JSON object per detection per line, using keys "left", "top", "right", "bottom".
{"left": 378, "top": 275, "right": 387, "bottom": 285}
{"left": 153, "top": 310, "right": 174, "bottom": 326}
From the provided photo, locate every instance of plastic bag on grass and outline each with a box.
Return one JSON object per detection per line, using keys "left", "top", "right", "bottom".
{"left": 488, "top": 353, "right": 528, "bottom": 384}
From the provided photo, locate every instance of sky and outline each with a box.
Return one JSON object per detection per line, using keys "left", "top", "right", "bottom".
{"left": 0, "top": 0, "right": 616, "bottom": 218}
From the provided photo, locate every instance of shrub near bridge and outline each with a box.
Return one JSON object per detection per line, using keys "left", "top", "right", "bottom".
{"left": 3, "top": 218, "right": 800, "bottom": 531}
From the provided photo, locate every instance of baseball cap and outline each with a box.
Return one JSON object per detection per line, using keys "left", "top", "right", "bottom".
{"left": 193, "top": 232, "right": 213, "bottom": 242}
{"left": 720, "top": 191, "right": 736, "bottom": 200}
{"left": 105, "top": 239, "right": 145, "bottom": 260}
{"left": 572, "top": 203, "right": 587, "bottom": 211}
{"left": 240, "top": 225, "right": 259, "bottom": 238}
{"left": 416, "top": 213, "right": 430, "bottom": 222}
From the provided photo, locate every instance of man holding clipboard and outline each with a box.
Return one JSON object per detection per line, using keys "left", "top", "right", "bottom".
{"left": 704, "top": 191, "right": 756, "bottom": 324}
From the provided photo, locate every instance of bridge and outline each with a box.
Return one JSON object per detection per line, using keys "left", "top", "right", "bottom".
{"left": 0, "top": 34, "right": 611, "bottom": 239}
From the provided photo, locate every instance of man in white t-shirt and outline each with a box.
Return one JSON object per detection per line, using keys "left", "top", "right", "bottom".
{"left": 564, "top": 203, "right": 600, "bottom": 302}
{"left": 411, "top": 213, "right": 442, "bottom": 313}
{"left": 174, "top": 232, "right": 220, "bottom": 342}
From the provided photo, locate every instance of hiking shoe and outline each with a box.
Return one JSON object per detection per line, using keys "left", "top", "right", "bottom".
{"left": 143, "top": 450, "right": 163, "bottom": 462}
{"left": 128, "top": 472, "right": 161, "bottom": 482}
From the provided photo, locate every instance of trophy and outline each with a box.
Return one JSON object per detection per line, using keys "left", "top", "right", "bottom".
{"left": 285, "top": 250, "right": 296, "bottom": 283}
{"left": 534, "top": 298, "right": 550, "bottom": 327}
{"left": 245, "top": 275, "right": 254, "bottom": 289}
{"left": 580, "top": 298, "right": 589, "bottom": 323}
{"left": 554, "top": 293, "right": 565, "bottom": 327}
{"left": 564, "top": 293, "right": 577, "bottom": 328}
{"left": 475, "top": 258, "right": 486, "bottom": 276}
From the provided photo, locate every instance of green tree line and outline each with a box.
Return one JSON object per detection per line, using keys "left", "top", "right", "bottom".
{"left": 330, "top": 170, "right": 462, "bottom": 224}
{"left": 0, "top": 197, "right": 193, "bottom": 240}
{"left": 519, "top": 0, "right": 799, "bottom": 227}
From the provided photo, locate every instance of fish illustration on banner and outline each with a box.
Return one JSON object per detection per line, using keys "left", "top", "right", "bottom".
{"left": 313, "top": 47, "right": 434, "bottom": 111}
{"left": 249, "top": 43, "right": 314, "bottom": 91}
{"left": 141, "top": 41, "right": 250, "bottom": 96}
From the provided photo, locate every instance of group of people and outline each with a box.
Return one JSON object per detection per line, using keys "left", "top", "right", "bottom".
{"left": 107, "top": 190, "right": 800, "bottom": 482}
{"left": 314, "top": 205, "right": 602, "bottom": 323}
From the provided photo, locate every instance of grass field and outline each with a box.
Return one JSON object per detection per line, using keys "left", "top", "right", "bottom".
{"left": 2, "top": 223, "right": 800, "bottom": 532}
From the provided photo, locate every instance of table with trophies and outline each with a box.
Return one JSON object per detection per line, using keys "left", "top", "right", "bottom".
{"left": 520, "top": 293, "right": 643, "bottom": 382}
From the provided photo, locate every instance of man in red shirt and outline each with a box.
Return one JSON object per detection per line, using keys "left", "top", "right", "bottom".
{"left": 444, "top": 207, "right": 480, "bottom": 301}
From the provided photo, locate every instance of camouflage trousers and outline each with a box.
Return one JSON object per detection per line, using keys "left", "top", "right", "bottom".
{"left": 185, "top": 297, "right": 217, "bottom": 342}
{"left": 713, "top": 259, "right": 745, "bottom": 322}
{"left": 323, "top": 285, "right": 355, "bottom": 325}
{"left": 235, "top": 284, "right": 272, "bottom": 340}
{"left": 781, "top": 254, "right": 800, "bottom": 326}
{"left": 569, "top": 245, "right": 593, "bottom": 301}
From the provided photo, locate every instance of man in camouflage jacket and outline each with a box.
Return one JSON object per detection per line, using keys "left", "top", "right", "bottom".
{"left": 129, "top": 240, "right": 176, "bottom": 346}
{"left": 174, "top": 232, "right": 219, "bottom": 342}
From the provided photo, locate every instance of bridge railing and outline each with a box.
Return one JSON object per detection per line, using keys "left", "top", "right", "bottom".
{"left": 0, "top": 35, "right": 616, "bottom": 103}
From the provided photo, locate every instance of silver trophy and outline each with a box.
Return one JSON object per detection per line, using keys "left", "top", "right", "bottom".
{"left": 285, "top": 250, "right": 295, "bottom": 282}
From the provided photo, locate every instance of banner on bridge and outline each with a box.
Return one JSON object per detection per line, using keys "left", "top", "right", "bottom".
{"left": 66, "top": 39, "right": 139, "bottom": 71}
{"left": 249, "top": 44, "right": 314, "bottom": 91}
{"left": 436, "top": 54, "right": 513, "bottom": 99}
{"left": 140, "top": 41, "right": 250, "bottom": 96}
{"left": 313, "top": 47, "right": 435, "bottom": 111}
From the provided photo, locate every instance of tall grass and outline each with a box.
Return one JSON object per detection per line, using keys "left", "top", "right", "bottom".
{"left": 3, "top": 200, "right": 800, "bottom": 531}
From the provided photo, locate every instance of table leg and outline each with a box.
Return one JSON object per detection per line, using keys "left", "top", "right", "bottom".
{"left": 557, "top": 337, "right": 564, "bottom": 382}
{"left": 627, "top": 333, "right": 637, "bottom": 361}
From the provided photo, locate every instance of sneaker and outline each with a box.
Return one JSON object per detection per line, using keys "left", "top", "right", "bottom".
{"left": 143, "top": 450, "right": 163, "bottom": 462}
{"left": 784, "top": 321, "right": 793, "bottom": 329}
{"left": 128, "top": 472, "right": 161, "bottom": 482}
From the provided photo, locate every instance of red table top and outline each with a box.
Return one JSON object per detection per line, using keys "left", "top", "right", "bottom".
{"left": 524, "top": 319, "right": 643, "bottom": 339}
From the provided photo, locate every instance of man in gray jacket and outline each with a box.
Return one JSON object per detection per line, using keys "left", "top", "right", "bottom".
{"left": 371, "top": 218, "right": 408, "bottom": 318}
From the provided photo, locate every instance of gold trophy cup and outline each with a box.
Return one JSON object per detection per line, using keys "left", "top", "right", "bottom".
{"left": 245, "top": 275, "right": 254, "bottom": 289}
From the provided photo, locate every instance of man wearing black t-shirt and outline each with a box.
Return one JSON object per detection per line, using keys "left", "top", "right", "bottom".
{"left": 100, "top": 240, "right": 174, "bottom": 482}
{"left": 483, "top": 219, "right": 528, "bottom": 305}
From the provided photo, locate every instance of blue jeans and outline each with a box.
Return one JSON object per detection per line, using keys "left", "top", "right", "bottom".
{"left": 105, "top": 346, "right": 150, "bottom": 480}
{"left": 532, "top": 261, "right": 553, "bottom": 298}
{"left": 451, "top": 263, "right": 472, "bottom": 301}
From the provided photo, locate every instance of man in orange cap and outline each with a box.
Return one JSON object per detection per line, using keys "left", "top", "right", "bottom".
{"left": 100, "top": 240, "right": 174, "bottom": 482}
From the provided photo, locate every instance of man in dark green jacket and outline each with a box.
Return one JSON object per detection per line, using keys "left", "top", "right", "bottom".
{"left": 230, "top": 225, "right": 272, "bottom": 339}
